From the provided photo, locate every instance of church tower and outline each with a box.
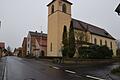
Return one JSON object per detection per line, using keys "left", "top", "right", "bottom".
{"left": 47, "top": 0, "right": 72, "bottom": 56}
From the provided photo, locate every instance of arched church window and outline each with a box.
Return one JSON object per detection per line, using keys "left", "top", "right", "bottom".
{"left": 51, "top": 5, "right": 54, "bottom": 14}
{"left": 50, "top": 43, "right": 52, "bottom": 52}
{"left": 100, "top": 39, "right": 102, "bottom": 46}
{"left": 110, "top": 42, "right": 112, "bottom": 49}
{"left": 105, "top": 40, "right": 107, "bottom": 46}
{"left": 62, "top": 4, "right": 67, "bottom": 13}
{"left": 94, "top": 38, "right": 97, "bottom": 45}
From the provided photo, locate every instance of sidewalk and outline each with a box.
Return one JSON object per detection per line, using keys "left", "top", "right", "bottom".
{"left": 0, "top": 57, "right": 6, "bottom": 80}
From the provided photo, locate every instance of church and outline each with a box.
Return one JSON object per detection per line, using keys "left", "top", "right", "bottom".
{"left": 47, "top": 0, "right": 117, "bottom": 57}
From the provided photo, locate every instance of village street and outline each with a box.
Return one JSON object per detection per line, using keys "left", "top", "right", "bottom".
{"left": 0, "top": 56, "right": 119, "bottom": 80}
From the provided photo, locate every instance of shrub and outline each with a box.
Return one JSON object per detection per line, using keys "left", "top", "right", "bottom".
{"left": 97, "top": 46, "right": 113, "bottom": 59}
{"left": 111, "top": 66, "right": 120, "bottom": 75}
{"left": 116, "top": 49, "right": 120, "bottom": 57}
{"left": 68, "top": 21, "right": 75, "bottom": 58}
{"left": 78, "top": 45, "right": 113, "bottom": 59}
{"left": 62, "top": 46, "right": 68, "bottom": 58}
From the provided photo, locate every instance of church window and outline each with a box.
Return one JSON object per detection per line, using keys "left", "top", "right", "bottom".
{"left": 62, "top": 4, "right": 67, "bottom": 13}
{"left": 28, "top": 44, "right": 29, "bottom": 48}
{"left": 94, "top": 38, "right": 97, "bottom": 44}
{"left": 105, "top": 40, "right": 107, "bottom": 46}
{"left": 51, "top": 5, "right": 54, "bottom": 14}
{"left": 50, "top": 43, "right": 52, "bottom": 52}
{"left": 110, "top": 42, "right": 112, "bottom": 49}
{"left": 100, "top": 39, "right": 102, "bottom": 46}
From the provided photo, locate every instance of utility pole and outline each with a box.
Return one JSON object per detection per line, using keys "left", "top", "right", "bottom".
{"left": 0, "top": 21, "right": 1, "bottom": 28}
{"left": 40, "top": 26, "right": 43, "bottom": 56}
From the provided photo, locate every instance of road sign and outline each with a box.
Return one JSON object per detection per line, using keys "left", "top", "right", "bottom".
{"left": 115, "top": 3, "right": 120, "bottom": 15}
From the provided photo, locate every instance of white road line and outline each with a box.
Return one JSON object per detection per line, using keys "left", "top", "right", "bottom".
{"left": 52, "top": 66, "right": 60, "bottom": 70}
{"left": 3, "top": 65, "right": 6, "bottom": 80}
{"left": 86, "top": 75, "right": 105, "bottom": 80}
{"left": 65, "top": 70, "right": 76, "bottom": 74}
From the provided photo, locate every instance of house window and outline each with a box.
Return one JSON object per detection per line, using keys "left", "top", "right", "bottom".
{"left": 28, "top": 44, "right": 29, "bottom": 48}
{"left": 105, "top": 40, "right": 107, "bottom": 46}
{"left": 94, "top": 38, "right": 97, "bottom": 45}
{"left": 51, "top": 5, "right": 54, "bottom": 14}
{"left": 28, "top": 38, "right": 29, "bottom": 41}
{"left": 62, "top": 4, "right": 67, "bottom": 13}
{"left": 50, "top": 43, "right": 52, "bottom": 52}
{"left": 110, "top": 42, "right": 112, "bottom": 49}
{"left": 100, "top": 39, "right": 102, "bottom": 46}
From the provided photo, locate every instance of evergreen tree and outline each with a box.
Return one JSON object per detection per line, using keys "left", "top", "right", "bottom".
{"left": 62, "top": 26, "right": 68, "bottom": 57}
{"left": 68, "top": 21, "right": 76, "bottom": 58}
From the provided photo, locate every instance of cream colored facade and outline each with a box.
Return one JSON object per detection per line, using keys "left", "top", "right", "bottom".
{"left": 74, "top": 29, "right": 117, "bottom": 56}
{"left": 91, "top": 34, "right": 117, "bottom": 56}
{"left": 47, "top": 0, "right": 72, "bottom": 56}
{"left": 47, "top": 0, "right": 117, "bottom": 57}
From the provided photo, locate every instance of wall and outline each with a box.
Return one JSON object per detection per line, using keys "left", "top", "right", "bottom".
{"left": 47, "top": 0, "right": 72, "bottom": 57}
{"left": 91, "top": 34, "right": 117, "bottom": 56}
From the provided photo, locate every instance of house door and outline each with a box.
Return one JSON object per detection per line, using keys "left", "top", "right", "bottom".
{"left": 41, "top": 50, "right": 45, "bottom": 56}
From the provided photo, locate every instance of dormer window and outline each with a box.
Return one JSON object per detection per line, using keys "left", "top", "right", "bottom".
{"left": 51, "top": 5, "right": 54, "bottom": 14}
{"left": 62, "top": 4, "right": 67, "bottom": 13}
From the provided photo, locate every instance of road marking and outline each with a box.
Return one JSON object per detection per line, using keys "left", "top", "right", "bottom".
{"left": 75, "top": 75, "right": 82, "bottom": 78}
{"left": 86, "top": 75, "right": 105, "bottom": 80}
{"left": 3, "top": 65, "right": 6, "bottom": 80}
{"left": 65, "top": 70, "right": 76, "bottom": 74}
{"left": 52, "top": 66, "right": 60, "bottom": 70}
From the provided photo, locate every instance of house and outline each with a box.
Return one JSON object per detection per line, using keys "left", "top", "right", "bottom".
{"left": 47, "top": 0, "right": 117, "bottom": 57}
{"left": 27, "top": 31, "right": 47, "bottom": 57}
{"left": 0, "top": 42, "right": 5, "bottom": 57}
{"left": 14, "top": 47, "right": 22, "bottom": 57}
{"left": 22, "top": 37, "right": 27, "bottom": 57}
{"left": 0, "top": 42, "right": 5, "bottom": 49}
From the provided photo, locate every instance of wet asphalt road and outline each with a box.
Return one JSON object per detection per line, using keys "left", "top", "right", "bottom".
{"left": 0, "top": 57, "right": 6, "bottom": 80}
{"left": 4, "top": 56, "right": 120, "bottom": 80}
{"left": 5, "top": 56, "right": 91, "bottom": 80}
{"left": 60, "top": 62, "right": 120, "bottom": 80}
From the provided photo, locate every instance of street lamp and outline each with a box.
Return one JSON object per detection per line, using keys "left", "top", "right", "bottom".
{"left": 115, "top": 3, "right": 120, "bottom": 16}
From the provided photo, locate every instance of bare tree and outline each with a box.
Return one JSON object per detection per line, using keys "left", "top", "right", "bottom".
{"left": 75, "top": 30, "right": 90, "bottom": 56}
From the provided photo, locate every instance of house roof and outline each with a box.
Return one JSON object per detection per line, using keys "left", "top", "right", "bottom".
{"left": 47, "top": 0, "right": 72, "bottom": 6}
{"left": 72, "top": 18, "right": 115, "bottom": 40}
{"left": 36, "top": 38, "right": 47, "bottom": 47}
{"left": 29, "top": 31, "right": 47, "bottom": 38}
{"left": 22, "top": 37, "right": 27, "bottom": 46}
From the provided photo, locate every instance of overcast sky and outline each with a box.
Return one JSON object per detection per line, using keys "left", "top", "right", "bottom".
{"left": 0, "top": 0, "right": 120, "bottom": 50}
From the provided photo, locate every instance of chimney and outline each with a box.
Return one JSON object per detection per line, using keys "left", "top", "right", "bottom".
{"left": 41, "top": 31, "right": 43, "bottom": 34}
